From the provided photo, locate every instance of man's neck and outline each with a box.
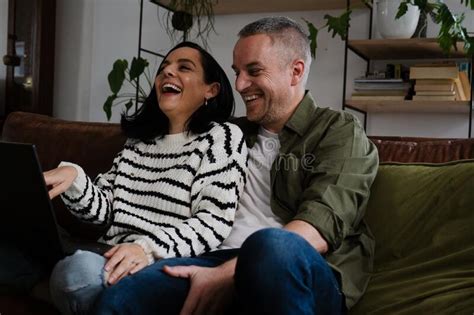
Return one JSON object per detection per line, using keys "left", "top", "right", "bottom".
{"left": 262, "top": 89, "right": 306, "bottom": 133}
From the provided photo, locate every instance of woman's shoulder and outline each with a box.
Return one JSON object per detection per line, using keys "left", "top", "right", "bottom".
{"left": 207, "top": 122, "right": 244, "bottom": 140}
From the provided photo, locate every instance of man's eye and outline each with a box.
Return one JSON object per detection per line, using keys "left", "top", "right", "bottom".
{"left": 249, "top": 69, "right": 261, "bottom": 76}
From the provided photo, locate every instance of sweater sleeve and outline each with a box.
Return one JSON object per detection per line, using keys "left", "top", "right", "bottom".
{"left": 59, "top": 147, "right": 125, "bottom": 226}
{"left": 133, "top": 123, "right": 248, "bottom": 259}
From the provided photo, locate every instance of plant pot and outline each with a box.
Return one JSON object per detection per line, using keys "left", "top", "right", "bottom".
{"left": 376, "top": 0, "right": 420, "bottom": 39}
{"left": 171, "top": 11, "right": 193, "bottom": 32}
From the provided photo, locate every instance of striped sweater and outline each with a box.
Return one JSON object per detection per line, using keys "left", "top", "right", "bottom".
{"left": 60, "top": 122, "right": 247, "bottom": 263}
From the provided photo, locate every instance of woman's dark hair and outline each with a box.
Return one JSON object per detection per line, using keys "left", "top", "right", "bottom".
{"left": 121, "top": 41, "right": 235, "bottom": 140}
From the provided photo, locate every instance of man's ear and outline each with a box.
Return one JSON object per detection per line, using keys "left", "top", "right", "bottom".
{"left": 290, "top": 59, "right": 305, "bottom": 86}
{"left": 205, "top": 82, "right": 221, "bottom": 99}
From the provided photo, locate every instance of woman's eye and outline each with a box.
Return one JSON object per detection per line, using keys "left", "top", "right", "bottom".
{"left": 180, "top": 65, "right": 191, "bottom": 71}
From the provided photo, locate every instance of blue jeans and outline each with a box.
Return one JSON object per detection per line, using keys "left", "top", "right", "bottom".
{"left": 93, "top": 228, "right": 345, "bottom": 315}
{"left": 49, "top": 250, "right": 107, "bottom": 315}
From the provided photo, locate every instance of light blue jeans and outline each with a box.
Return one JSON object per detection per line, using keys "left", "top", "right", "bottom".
{"left": 49, "top": 250, "right": 107, "bottom": 315}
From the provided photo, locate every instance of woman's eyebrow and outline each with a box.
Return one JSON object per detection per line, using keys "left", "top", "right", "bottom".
{"left": 177, "top": 58, "right": 197, "bottom": 67}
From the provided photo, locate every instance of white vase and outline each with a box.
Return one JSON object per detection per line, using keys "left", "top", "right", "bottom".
{"left": 376, "top": 0, "right": 420, "bottom": 39}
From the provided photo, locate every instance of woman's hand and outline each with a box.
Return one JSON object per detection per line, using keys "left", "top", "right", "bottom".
{"left": 104, "top": 243, "right": 149, "bottom": 285}
{"left": 43, "top": 166, "right": 78, "bottom": 199}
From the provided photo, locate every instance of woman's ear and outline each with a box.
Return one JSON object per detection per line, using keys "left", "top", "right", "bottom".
{"left": 205, "top": 82, "right": 220, "bottom": 99}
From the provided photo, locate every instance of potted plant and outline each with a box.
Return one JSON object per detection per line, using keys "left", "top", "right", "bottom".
{"left": 103, "top": 57, "right": 151, "bottom": 121}
{"left": 305, "top": 0, "right": 474, "bottom": 58}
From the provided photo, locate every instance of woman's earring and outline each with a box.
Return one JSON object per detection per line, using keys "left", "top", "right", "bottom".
{"left": 204, "top": 98, "right": 208, "bottom": 106}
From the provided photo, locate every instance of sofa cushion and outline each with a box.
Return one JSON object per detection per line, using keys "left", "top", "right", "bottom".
{"left": 351, "top": 160, "right": 474, "bottom": 314}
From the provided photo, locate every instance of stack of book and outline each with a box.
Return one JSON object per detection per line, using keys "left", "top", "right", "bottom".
{"left": 410, "top": 63, "right": 471, "bottom": 101}
{"left": 350, "top": 77, "right": 411, "bottom": 101}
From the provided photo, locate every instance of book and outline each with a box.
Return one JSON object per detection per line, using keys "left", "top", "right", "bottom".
{"left": 409, "top": 65, "right": 459, "bottom": 80}
{"left": 352, "top": 90, "right": 407, "bottom": 96}
{"left": 354, "top": 82, "right": 411, "bottom": 90}
{"left": 454, "top": 77, "right": 467, "bottom": 101}
{"left": 412, "top": 95, "right": 456, "bottom": 101}
{"left": 350, "top": 95, "right": 406, "bottom": 101}
{"left": 459, "top": 71, "right": 471, "bottom": 101}
{"left": 414, "top": 83, "right": 454, "bottom": 92}
{"left": 416, "top": 90, "right": 455, "bottom": 96}
{"left": 354, "top": 77, "right": 403, "bottom": 83}
{"left": 415, "top": 79, "right": 454, "bottom": 86}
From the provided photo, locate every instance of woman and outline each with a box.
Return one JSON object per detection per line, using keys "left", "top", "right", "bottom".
{"left": 45, "top": 42, "right": 248, "bottom": 315}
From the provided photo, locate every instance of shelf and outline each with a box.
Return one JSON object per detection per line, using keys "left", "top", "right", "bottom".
{"left": 151, "top": 0, "right": 365, "bottom": 15}
{"left": 348, "top": 38, "right": 468, "bottom": 60}
{"left": 345, "top": 100, "right": 471, "bottom": 114}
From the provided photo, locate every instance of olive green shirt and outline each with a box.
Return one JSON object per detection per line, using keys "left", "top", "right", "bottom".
{"left": 235, "top": 92, "right": 379, "bottom": 309}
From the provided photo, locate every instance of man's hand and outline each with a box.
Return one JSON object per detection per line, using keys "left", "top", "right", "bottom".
{"left": 285, "top": 220, "right": 328, "bottom": 254}
{"left": 43, "top": 166, "right": 78, "bottom": 199}
{"left": 163, "top": 259, "right": 236, "bottom": 315}
{"left": 104, "top": 243, "right": 149, "bottom": 285}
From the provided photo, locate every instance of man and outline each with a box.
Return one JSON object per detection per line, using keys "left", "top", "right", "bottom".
{"left": 93, "top": 16, "right": 378, "bottom": 315}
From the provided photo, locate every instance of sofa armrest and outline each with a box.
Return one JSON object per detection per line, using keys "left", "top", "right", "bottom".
{"left": 1, "top": 111, "right": 126, "bottom": 238}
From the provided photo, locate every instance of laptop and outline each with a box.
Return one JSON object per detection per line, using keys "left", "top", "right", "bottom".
{"left": 0, "top": 141, "right": 112, "bottom": 269}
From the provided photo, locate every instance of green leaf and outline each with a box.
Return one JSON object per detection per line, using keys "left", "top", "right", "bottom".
{"left": 103, "top": 94, "right": 117, "bottom": 121}
{"left": 108, "top": 60, "right": 128, "bottom": 94}
{"left": 324, "top": 10, "right": 351, "bottom": 40}
{"left": 124, "top": 99, "right": 134, "bottom": 113}
{"left": 129, "top": 57, "right": 149, "bottom": 81}
{"left": 460, "top": 0, "right": 474, "bottom": 9}
{"left": 396, "top": 2, "right": 409, "bottom": 19}
{"left": 465, "top": 36, "right": 474, "bottom": 56}
{"left": 303, "top": 18, "right": 318, "bottom": 59}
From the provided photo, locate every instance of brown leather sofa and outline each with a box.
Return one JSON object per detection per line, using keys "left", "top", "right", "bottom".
{"left": 1, "top": 111, "right": 473, "bottom": 314}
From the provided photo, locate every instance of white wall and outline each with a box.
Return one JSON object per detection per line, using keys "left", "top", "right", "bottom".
{"left": 53, "top": 0, "right": 473, "bottom": 138}
{"left": 0, "top": 0, "right": 8, "bottom": 116}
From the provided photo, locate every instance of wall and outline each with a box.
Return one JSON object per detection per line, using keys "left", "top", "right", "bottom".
{"left": 0, "top": 0, "right": 8, "bottom": 116}
{"left": 53, "top": 0, "right": 473, "bottom": 138}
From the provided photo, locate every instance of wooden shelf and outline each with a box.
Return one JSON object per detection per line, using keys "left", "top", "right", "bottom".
{"left": 345, "top": 100, "right": 471, "bottom": 114}
{"left": 348, "top": 38, "right": 468, "bottom": 60}
{"left": 152, "top": 0, "right": 365, "bottom": 15}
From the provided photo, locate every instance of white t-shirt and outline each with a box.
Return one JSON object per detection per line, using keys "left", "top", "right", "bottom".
{"left": 219, "top": 127, "right": 284, "bottom": 249}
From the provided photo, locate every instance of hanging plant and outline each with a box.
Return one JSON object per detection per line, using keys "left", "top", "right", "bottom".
{"left": 152, "top": 0, "right": 217, "bottom": 48}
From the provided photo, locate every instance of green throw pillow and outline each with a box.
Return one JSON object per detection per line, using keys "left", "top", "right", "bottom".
{"left": 351, "top": 160, "right": 474, "bottom": 315}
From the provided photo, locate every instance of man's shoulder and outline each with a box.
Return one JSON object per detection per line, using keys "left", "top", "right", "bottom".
{"left": 314, "top": 106, "right": 359, "bottom": 125}
{"left": 229, "top": 116, "right": 259, "bottom": 136}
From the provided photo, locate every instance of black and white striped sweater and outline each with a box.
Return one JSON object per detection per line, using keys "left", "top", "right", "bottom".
{"left": 60, "top": 122, "right": 247, "bottom": 263}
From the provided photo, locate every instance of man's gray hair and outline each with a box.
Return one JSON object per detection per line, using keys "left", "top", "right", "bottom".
{"left": 238, "top": 16, "right": 312, "bottom": 83}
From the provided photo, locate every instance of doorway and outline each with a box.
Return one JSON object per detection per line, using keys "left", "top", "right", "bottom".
{"left": 2, "top": 0, "right": 55, "bottom": 125}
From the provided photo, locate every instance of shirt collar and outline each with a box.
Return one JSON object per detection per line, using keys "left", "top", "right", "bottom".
{"left": 283, "top": 91, "right": 318, "bottom": 137}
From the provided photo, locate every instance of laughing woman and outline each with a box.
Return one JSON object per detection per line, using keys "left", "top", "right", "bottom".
{"left": 44, "top": 42, "right": 248, "bottom": 315}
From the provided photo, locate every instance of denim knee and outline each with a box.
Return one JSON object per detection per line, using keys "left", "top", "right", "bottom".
{"left": 240, "top": 228, "right": 311, "bottom": 268}
{"left": 50, "top": 250, "right": 106, "bottom": 315}
{"left": 235, "top": 228, "right": 344, "bottom": 315}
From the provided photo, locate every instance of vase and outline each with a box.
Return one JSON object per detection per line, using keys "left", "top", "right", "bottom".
{"left": 376, "top": 0, "right": 420, "bottom": 39}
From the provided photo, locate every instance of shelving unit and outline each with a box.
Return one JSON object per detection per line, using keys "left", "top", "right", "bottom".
{"left": 342, "top": 10, "right": 473, "bottom": 138}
